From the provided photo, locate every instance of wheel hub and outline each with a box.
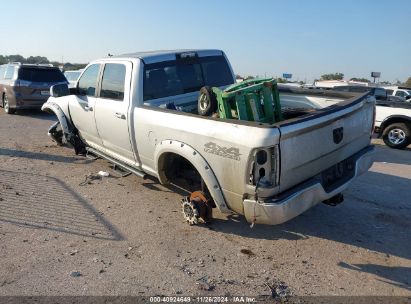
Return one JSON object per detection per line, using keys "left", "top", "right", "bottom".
{"left": 388, "top": 128, "right": 406, "bottom": 145}
{"left": 199, "top": 93, "right": 209, "bottom": 111}
{"left": 181, "top": 191, "right": 213, "bottom": 225}
{"left": 181, "top": 197, "right": 200, "bottom": 225}
{"left": 4, "top": 96, "right": 9, "bottom": 112}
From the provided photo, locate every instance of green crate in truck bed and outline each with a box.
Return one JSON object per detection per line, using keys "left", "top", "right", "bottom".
{"left": 209, "top": 78, "right": 282, "bottom": 124}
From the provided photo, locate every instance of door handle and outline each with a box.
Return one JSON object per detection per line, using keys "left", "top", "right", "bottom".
{"left": 84, "top": 105, "right": 93, "bottom": 111}
{"left": 115, "top": 112, "right": 126, "bottom": 119}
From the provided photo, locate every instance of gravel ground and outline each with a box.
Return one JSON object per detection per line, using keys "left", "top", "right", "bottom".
{"left": 0, "top": 110, "right": 410, "bottom": 298}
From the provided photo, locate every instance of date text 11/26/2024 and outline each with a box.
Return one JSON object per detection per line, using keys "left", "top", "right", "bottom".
{"left": 149, "top": 296, "right": 257, "bottom": 303}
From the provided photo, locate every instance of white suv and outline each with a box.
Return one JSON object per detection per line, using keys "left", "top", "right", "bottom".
{"left": 385, "top": 86, "right": 411, "bottom": 101}
{"left": 375, "top": 99, "right": 411, "bottom": 149}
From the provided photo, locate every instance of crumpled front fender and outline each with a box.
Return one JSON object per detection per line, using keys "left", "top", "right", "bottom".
{"left": 41, "top": 100, "right": 74, "bottom": 144}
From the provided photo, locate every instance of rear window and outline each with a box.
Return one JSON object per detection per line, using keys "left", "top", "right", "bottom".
{"left": 349, "top": 87, "right": 369, "bottom": 93}
{"left": 18, "top": 68, "right": 66, "bottom": 82}
{"left": 64, "top": 71, "right": 82, "bottom": 82}
{"left": 0, "top": 66, "right": 6, "bottom": 80}
{"left": 4, "top": 66, "right": 15, "bottom": 80}
{"left": 143, "top": 55, "right": 233, "bottom": 101}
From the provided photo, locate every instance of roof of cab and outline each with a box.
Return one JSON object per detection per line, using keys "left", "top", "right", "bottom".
{"left": 110, "top": 49, "right": 224, "bottom": 64}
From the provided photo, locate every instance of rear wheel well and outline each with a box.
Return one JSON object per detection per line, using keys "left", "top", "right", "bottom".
{"left": 157, "top": 152, "right": 217, "bottom": 202}
{"left": 380, "top": 117, "right": 411, "bottom": 134}
{"left": 158, "top": 152, "right": 204, "bottom": 193}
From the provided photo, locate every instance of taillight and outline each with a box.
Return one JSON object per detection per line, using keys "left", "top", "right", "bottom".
{"left": 248, "top": 145, "right": 280, "bottom": 187}
{"left": 371, "top": 104, "right": 376, "bottom": 136}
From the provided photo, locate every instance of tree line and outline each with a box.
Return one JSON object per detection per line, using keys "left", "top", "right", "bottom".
{"left": 3, "top": 55, "right": 410, "bottom": 86}
{"left": 0, "top": 54, "right": 86, "bottom": 71}
{"left": 236, "top": 72, "right": 411, "bottom": 87}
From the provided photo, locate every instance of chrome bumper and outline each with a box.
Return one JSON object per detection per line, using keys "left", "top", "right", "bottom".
{"left": 243, "top": 146, "right": 376, "bottom": 225}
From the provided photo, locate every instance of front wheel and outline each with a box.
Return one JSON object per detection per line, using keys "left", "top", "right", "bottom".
{"left": 3, "top": 94, "right": 16, "bottom": 114}
{"left": 382, "top": 123, "right": 411, "bottom": 149}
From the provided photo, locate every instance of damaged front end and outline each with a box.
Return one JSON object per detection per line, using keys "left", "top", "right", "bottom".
{"left": 42, "top": 100, "right": 86, "bottom": 155}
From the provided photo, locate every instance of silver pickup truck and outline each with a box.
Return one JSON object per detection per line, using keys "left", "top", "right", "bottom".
{"left": 42, "top": 49, "right": 375, "bottom": 226}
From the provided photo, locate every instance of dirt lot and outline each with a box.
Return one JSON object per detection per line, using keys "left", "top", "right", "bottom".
{"left": 0, "top": 110, "right": 410, "bottom": 298}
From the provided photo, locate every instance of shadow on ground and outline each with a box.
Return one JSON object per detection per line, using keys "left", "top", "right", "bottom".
{"left": 11, "top": 109, "right": 57, "bottom": 122}
{"left": 338, "top": 262, "right": 411, "bottom": 291}
{"left": 372, "top": 144, "right": 411, "bottom": 165}
{"left": 202, "top": 170, "right": 411, "bottom": 260}
{"left": 0, "top": 147, "right": 92, "bottom": 164}
{"left": 0, "top": 169, "right": 124, "bottom": 240}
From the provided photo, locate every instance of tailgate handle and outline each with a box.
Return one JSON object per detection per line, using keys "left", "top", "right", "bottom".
{"left": 115, "top": 112, "right": 126, "bottom": 120}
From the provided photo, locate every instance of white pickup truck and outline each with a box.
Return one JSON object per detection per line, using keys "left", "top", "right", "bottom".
{"left": 385, "top": 86, "right": 411, "bottom": 101}
{"left": 375, "top": 99, "right": 411, "bottom": 149}
{"left": 42, "top": 49, "right": 375, "bottom": 226}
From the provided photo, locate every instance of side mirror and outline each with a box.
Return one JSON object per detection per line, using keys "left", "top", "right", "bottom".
{"left": 50, "top": 83, "right": 70, "bottom": 98}
{"left": 69, "top": 87, "right": 79, "bottom": 95}
{"left": 406, "top": 95, "right": 411, "bottom": 100}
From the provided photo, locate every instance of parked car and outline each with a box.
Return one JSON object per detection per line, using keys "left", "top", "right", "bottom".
{"left": 384, "top": 86, "right": 411, "bottom": 101}
{"left": 330, "top": 86, "right": 411, "bottom": 149}
{"left": 0, "top": 63, "right": 67, "bottom": 114}
{"left": 41, "top": 49, "right": 375, "bottom": 226}
{"left": 332, "top": 85, "right": 388, "bottom": 101}
{"left": 64, "top": 70, "right": 83, "bottom": 88}
{"left": 375, "top": 99, "right": 411, "bottom": 149}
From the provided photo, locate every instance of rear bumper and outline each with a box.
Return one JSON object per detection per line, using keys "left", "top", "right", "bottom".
{"left": 243, "top": 145, "right": 375, "bottom": 225}
{"left": 15, "top": 97, "right": 48, "bottom": 109}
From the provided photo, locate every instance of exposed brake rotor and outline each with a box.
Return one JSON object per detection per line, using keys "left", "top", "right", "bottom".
{"left": 181, "top": 191, "right": 213, "bottom": 225}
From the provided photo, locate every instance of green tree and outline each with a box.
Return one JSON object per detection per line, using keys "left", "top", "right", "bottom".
{"left": 26, "top": 56, "right": 49, "bottom": 64}
{"left": 320, "top": 72, "right": 344, "bottom": 80}
{"left": 6, "top": 54, "right": 25, "bottom": 63}
{"left": 404, "top": 77, "right": 411, "bottom": 87}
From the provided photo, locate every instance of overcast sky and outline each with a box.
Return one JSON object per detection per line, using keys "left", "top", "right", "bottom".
{"left": 2, "top": 0, "right": 410, "bottom": 82}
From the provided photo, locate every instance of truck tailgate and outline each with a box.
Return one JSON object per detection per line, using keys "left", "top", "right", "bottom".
{"left": 278, "top": 94, "right": 374, "bottom": 192}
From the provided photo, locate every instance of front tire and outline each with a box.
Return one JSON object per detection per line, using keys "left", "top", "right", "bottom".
{"left": 3, "top": 94, "right": 16, "bottom": 114}
{"left": 382, "top": 123, "right": 411, "bottom": 149}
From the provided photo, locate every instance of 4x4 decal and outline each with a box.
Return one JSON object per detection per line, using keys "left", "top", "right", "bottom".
{"left": 204, "top": 142, "right": 241, "bottom": 161}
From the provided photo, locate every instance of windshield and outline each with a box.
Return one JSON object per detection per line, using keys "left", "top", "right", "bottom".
{"left": 19, "top": 68, "right": 66, "bottom": 82}
{"left": 64, "top": 71, "right": 82, "bottom": 82}
{"left": 143, "top": 55, "right": 233, "bottom": 101}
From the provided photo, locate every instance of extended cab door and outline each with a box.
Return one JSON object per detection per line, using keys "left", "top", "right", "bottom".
{"left": 69, "top": 63, "right": 103, "bottom": 147}
{"left": 93, "top": 61, "right": 135, "bottom": 164}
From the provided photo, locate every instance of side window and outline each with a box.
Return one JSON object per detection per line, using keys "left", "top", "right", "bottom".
{"left": 386, "top": 89, "right": 393, "bottom": 95}
{"left": 395, "top": 91, "right": 406, "bottom": 98}
{"left": 374, "top": 88, "right": 387, "bottom": 100}
{"left": 4, "top": 66, "right": 15, "bottom": 80}
{"left": 350, "top": 87, "right": 368, "bottom": 93}
{"left": 0, "top": 66, "right": 5, "bottom": 80}
{"left": 77, "top": 64, "right": 101, "bottom": 96}
{"left": 100, "top": 63, "right": 126, "bottom": 101}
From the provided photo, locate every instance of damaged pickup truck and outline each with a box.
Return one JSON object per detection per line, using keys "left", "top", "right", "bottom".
{"left": 42, "top": 49, "right": 375, "bottom": 226}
